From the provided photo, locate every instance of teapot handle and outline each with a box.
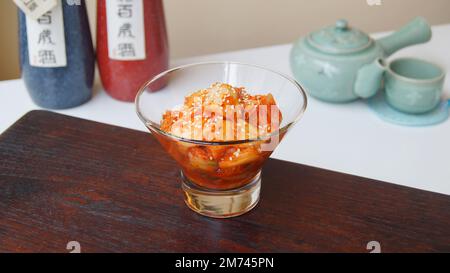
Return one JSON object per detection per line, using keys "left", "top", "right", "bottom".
{"left": 378, "top": 17, "right": 432, "bottom": 57}
{"left": 354, "top": 58, "right": 386, "bottom": 99}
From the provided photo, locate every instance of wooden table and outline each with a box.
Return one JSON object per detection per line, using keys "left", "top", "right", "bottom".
{"left": 0, "top": 110, "right": 449, "bottom": 253}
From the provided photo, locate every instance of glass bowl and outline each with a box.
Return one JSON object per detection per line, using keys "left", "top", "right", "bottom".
{"left": 136, "top": 62, "right": 307, "bottom": 218}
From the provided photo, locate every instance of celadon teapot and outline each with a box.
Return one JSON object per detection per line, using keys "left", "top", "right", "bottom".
{"left": 290, "top": 17, "right": 432, "bottom": 102}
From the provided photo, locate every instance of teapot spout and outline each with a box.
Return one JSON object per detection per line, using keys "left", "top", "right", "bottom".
{"left": 354, "top": 58, "right": 386, "bottom": 99}
{"left": 377, "top": 17, "right": 432, "bottom": 57}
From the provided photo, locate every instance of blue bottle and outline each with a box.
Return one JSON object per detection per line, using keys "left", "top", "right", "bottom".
{"left": 19, "top": 0, "right": 95, "bottom": 109}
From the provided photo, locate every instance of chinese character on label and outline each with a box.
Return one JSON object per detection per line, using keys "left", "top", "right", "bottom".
{"left": 106, "top": 0, "right": 146, "bottom": 61}
{"left": 118, "top": 23, "right": 135, "bottom": 38}
{"left": 118, "top": 4, "right": 133, "bottom": 18}
{"left": 38, "top": 50, "right": 57, "bottom": 64}
{"left": 26, "top": 0, "right": 67, "bottom": 67}
{"left": 38, "top": 29, "right": 55, "bottom": 45}
{"left": 117, "top": 43, "right": 136, "bottom": 57}
{"left": 14, "top": 0, "right": 58, "bottom": 20}
{"left": 37, "top": 11, "right": 52, "bottom": 24}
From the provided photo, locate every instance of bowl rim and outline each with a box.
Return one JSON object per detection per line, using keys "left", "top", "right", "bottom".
{"left": 387, "top": 57, "right": 446, "bottom": 84}
{"left": 135, "top": 61, "right": 308, "bottom": 145}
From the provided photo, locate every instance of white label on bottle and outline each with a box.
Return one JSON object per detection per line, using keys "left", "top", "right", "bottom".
{"left": 106, "top": 0, "right": 146, "bottom": 61}
{"left": 26, "top": 0, "right": 67, "bottom": 68}
{"left": 14, "top": 0, "right": 58, "bottom": 20}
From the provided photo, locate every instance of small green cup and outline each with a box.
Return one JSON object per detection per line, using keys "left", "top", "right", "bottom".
{"left": 385, "top": 58, "right": 445, "bottom": 114}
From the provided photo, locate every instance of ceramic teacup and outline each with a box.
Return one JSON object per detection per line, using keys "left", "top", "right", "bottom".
{"left": 385, "top": 58, "right": 445, "bottom": 114}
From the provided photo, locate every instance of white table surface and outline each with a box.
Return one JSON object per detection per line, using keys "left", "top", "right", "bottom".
{"left": 1, "top": 24, "right": 450, "bottom": 195}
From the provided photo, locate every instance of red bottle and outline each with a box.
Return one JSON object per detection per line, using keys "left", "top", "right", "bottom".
{"left": 97, "top": 0, "right": 168, "bottom": 101}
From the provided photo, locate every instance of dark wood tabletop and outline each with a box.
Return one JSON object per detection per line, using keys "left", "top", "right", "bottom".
{"left": 0, "top": 110, "right": 449, "bottom": 253}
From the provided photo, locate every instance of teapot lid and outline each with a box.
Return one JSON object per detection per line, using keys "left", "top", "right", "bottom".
{"left": 307, "top": 19, "right": 372, "bottom": 54}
